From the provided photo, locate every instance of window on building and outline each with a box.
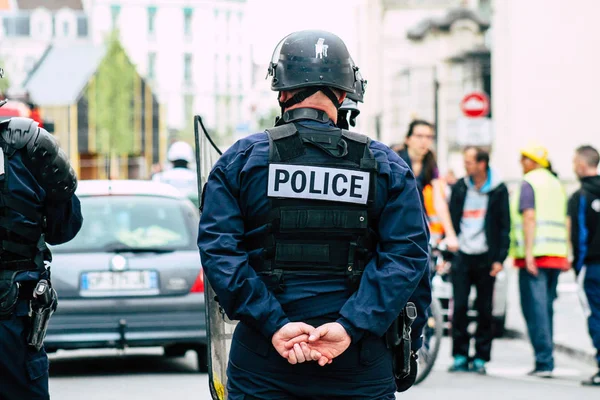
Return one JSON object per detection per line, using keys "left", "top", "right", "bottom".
{"left": 238, "top": 55, "right": 243, "bottom": 89}
{"left": 63, "top": 21, "right": 70, "bottom": 37}
{"left": 148, "top": 52, "right": 156, "bottom": 80}
{"left": 184, "top": 53, "right": 193, "bottom": 84}
{"left": 224, "top": 95, "right": 232, "bottom": 137}
{"left": 3, "top": 15, "right": 30, "bottom": 37}
{"left": 183, "top": 8, "right": 193, "bottom": 38}
{"left": 17, "top": 16, "right": 30, "bottom": 36}
{"left": 214, "top": 54, "right": 219, "bottom": 91}
{"left": 225, "top": 10, "right": 231, "bottom": 42}
{"left": 225, "top": 54, "right": 231, "bottom": 90}
{"left": 77, "top": 16, "right": 88, "bottom": 37}
{"left": 148, "top": 6, "right": 157, "bottom": 35}
{"left": 110, "top": 4, "right": 120, "bottom": 27}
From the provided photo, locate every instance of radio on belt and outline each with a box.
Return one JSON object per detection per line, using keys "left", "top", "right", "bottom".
{"left": 267, "top": 164, "right": 370, "bottom": 205}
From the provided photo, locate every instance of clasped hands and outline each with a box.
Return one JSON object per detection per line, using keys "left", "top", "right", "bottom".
{"left": 271, "top": 322, "right": 351, "bottom": 367}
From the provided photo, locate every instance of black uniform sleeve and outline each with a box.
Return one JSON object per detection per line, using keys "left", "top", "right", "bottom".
{"left": 495, "top": 184, "right": 512, "bottom": 264}
{"left": 567, "top": 191, "right": 579, "bottom": 263}
{"left": 44, "top": 195, "right": 83, "bottom": 245}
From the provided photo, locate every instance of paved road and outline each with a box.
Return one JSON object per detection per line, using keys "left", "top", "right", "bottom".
{"left": 48, "top": 337, "right": 598, "bottom": 399}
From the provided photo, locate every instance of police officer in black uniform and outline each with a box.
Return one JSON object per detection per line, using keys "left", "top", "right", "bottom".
{"left": 198, "top": 30, "right": 430, "bottom": 399}
{"left": 0, "top": 110, "right": 83, "bottom": 399}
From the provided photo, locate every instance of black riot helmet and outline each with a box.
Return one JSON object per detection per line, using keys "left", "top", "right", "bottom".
{"left": 337, "top": 62, "right": 367, "bottom": 129}
{"left": 347, "top": 63, "right": 366, "bottom": 103}
{"left": 267, "top": 30, "right": 357, "bottom": 111}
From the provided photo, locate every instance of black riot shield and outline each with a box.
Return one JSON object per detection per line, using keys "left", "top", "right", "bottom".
{"left": 194, "top": 116, "right": 238, "bottom": 400}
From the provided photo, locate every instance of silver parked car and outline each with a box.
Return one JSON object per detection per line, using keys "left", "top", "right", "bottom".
{"left": 431, "top": 244, "right": 508, "bottom": 337}
{"left": 45, "top": 180, "right": 207, "bottom": 371}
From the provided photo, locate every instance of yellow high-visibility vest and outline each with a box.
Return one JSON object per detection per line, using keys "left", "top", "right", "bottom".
{"left": 510, "top": 168, "right": 568, "bottom": 258}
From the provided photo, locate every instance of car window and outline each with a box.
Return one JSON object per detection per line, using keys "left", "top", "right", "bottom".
{"left": 51, "top": 195, "right": 198, "bottom": 253}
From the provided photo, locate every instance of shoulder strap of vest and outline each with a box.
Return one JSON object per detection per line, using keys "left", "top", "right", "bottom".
{"left": 266, "top": 123, "right": 304, "bottom": 162}
{"left": 341, "top": 129, "right": 378, "bottom": 172}
{"left": 340, "top": 129, "right": 368, "bottom": 144}
{"left": 267, "top": 124, "right": 378, "bottom": 173}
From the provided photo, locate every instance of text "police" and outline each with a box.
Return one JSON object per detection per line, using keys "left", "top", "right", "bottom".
{"left": 267, "top": 164, "right": 370, "bottom": 205}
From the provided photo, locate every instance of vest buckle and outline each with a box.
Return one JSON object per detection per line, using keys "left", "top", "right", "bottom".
{"left": 271, "top": 269, "right": 285, "bottom": 293}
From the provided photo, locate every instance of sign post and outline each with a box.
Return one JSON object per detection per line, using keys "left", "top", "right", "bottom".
{"left": 456, "top": 92, "right": 493, "bottom": 146}
{"left": 460, "top": 92, "right": 490, "bottom": 118}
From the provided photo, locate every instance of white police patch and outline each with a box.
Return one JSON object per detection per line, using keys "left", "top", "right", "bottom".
{"left": 267, "top": 164, "right": 370, "bottom": 205}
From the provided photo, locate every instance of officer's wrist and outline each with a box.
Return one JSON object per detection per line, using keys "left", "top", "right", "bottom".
{"left": 336, "top": 317, "right": 365, "bottom": 343}
{"left": 267, "top": 317, "right": 291, "bottom": 339}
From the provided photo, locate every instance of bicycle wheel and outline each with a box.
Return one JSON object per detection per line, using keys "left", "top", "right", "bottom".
{"left": 414, "top": 296, "right": 444, "bottom": 385}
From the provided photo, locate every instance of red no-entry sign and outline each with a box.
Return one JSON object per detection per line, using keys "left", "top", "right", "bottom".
{"left": 460, "top": 92, "right": 490, "bottom": 118}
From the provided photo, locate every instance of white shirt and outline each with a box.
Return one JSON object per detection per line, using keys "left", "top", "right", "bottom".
{"left": 152, "top": 167, "right": 197, "bottom": 196}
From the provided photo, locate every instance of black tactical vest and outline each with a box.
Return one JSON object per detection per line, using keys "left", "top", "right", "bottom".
{"left": 246, "top": 115, "right": 379, "bottom": 290}
{"left": 0, "top": 119, "right": 51, "bottom": 273}
{"left": 0, "top": 152, "right": 47, "bottom": 272}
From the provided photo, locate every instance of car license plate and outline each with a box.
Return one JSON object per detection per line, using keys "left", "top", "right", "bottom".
{"left": 80, "top": 271, "right": 159, "bottom": 297}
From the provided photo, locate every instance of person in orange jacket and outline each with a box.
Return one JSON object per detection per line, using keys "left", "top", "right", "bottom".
{"left": 396, "top": 120, "right": 458, "bottom": 250}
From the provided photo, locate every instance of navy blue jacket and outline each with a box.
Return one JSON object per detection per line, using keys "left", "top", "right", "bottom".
{"left": 198, "top": 119, "right": 430, "bottom": 347}
{"left": 568, "top": 175, "right": 600, "bottom": 270}
{"left": 6, "top": 149, "right": 83, "bottom": 283}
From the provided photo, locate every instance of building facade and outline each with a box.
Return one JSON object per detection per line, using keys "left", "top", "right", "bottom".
{"left": 86, "top": 0, "right": 252, "bottom": 143}
{"left": 0, "top": 0, "right": 90, "bottom": 93}
{"left": 352, "top": 0, "right": 490, "bottom": 176}
{"left": 491, "top": 0, "right": 600, "bottom": 184}
{"left": 23, "top": 41, "right": 165, "bottom": 180}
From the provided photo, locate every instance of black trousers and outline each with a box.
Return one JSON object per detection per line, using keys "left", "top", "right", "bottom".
{"left": 0, "top": 301, "right": 49, "bottom": 400}
{"left": 227, "top": 318, "right": 396, "bottom": 400}
{"left": 451, "top": 252, "right": 496, "bottom": 361}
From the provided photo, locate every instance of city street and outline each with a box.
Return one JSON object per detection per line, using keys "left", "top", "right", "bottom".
{"left": 1, "top": 2, "right": 598, "bottom": 400}
{"left": 49, "top": 336, "right": 598, "bottom": 400}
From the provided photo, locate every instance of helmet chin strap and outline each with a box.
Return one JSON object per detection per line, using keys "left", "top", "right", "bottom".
{"left": 349, "top": 109, "right": 360, "bottom": 127}
{"left": 337, "top": 110, "right": 349, "bottom": 130}
{"left": 278, "top": 87, "right": 342, "bottom": 117}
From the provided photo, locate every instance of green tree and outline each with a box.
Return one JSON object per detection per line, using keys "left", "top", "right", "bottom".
{"left": 93, "top": 30, "right": 135, "bottom": 165}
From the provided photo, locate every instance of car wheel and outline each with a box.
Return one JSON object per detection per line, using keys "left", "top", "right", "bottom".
{"left": 196, "top": 344, "right": 209, "bottom": 373}
{"left": 492, "top": 315, "right": 506, "bottom": 338}
{"left": 164, "top": 345, "right": 188, "bottom": 358}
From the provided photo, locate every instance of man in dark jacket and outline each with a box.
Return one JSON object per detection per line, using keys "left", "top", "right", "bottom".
{"left": 448, "top": 147, "right": 511, "bottom": 374}
{"left": 568, "top": 145, "right": 600, "bottom": 386}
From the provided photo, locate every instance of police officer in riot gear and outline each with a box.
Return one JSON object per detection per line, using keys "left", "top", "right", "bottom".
{"left": 198, "top": 30, "right": 430, "bottom": 399}
{"left": 0, "top": 110, "right": 83, "bottom": 398}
